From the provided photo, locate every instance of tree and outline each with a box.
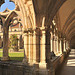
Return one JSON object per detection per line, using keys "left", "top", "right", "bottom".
{"left": 10, "top": 34, "right": 19, "bottom": 52}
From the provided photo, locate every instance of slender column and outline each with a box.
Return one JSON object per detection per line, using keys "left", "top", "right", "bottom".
{"left": 24, "top": 32, "right": 28, "bottom": 59}
{"left": 39, "top": 29, "right": 47, "bottom": 69}
{"left": 56, "top": 36, "right": 59, "bottom": 55}
{"left": 28, "top": 32, "right": 31, "bottom": 63}
{"left": 53, "top": 35, "right": 56, "bottom": 54}
{"left": 59, "top": 38, "right": 62, "bottom": 54}
{"left": 33, "top": 30, "right": 40, "bottom": 63}
{"left": 1, "top": 26, "right": 10, "bottom": 61}
{"left": 66, "top": 41, "right": 69, "bottom": 50}
{"left": 63, "top": 38, "right": 66, "bottom": 52}
{"left": 52, "top": 37, "right": 54, "bottom": 52}
{"left": 22, "top": 31, "right": 28, "bottom": 64}
{"left": 28, "top": 31, "right": 33, "bottom": 63}
{"left": 50, "top": 32, "right": 53, "bottom": 52}
{"left": 40, "top": 30, "right": 46, "bottom": 63}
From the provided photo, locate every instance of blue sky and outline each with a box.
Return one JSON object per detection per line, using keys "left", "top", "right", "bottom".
{"left": 0, "top": 0, "right": 15, "bottom": 12}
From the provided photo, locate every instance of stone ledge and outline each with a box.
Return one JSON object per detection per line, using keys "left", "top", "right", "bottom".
{"left": 0, "top": 60, "right": 39, "bottom": 75}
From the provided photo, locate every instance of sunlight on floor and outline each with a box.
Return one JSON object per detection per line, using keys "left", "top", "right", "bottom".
{"left": 67, "top": 49, "right": 75, "bottom": 66}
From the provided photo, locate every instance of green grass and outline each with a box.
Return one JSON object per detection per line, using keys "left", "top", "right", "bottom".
{"left": 9, "top": 52, "right": 24, "bottom": 61}
{"left": 0, "top": 48, "right": 3, "bottom": 51}
{"left": 0, "top": 52, "right": 2, "bottom": 57}
{"left": 0, "top": 49, "right": 24, "bottom": 61}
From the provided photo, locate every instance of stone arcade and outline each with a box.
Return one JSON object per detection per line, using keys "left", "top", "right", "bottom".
{"left": 0, "top": 0, "right": 75, "bottom": 75}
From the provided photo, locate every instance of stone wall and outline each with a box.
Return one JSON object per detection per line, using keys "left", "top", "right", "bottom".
{"left": 0, "top": 50, "right": 70, "bottom": 75}
{"left": 0, "top": 62, "right": 37, "bottom": 75}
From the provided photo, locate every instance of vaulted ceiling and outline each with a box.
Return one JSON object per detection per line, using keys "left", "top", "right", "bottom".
{"left": 57, "top": 0, "right": 75, "bottom": 48}
{"left": 0, "top": 0, "right": 75, "bottom": 48}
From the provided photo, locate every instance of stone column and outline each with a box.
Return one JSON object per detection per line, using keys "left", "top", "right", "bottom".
{"left": 33, "top": 29, "right": 40, "bottom": 63}
{"left": 56, "top": 36, "right": 59, "bottom": 55}
{"left": 39, "top": 28, "right": 52, "bottom": 75}
{"left": 63, "top": 38, "right": 66, "bottom": 52}
{"left": 52, "top": 37, "right": 54, "bottom": 52}
{"left": 59, "top": 38, "right": 62, "bottom": 54}
{"left": 39, "top": 28, "right": 47, "bottom": 69}
{"left": 28, "top": 30, "right": 33, "bottom": 63}
{"left": 66, "top": 41, "right": 69, "bottom": 50}
{"left": 1, "top": 26, "right": 10, "bottom": 61}
{"left": 50, "top": 32, "right": 53, "bottom": 52}
{"left": 22, "top": 31, "right": 28, "bottom": 64}
{"left": 24, "top": 31, "right": 28, "bottom": 58}
{"left": 53, "top": 34, "right": 56, "bottom": 54}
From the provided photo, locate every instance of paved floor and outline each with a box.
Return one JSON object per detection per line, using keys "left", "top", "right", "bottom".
{"left": 56, "top": 49, "right": 75, "bottom": 75}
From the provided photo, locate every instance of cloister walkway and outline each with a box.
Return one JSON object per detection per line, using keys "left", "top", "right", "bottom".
{"left": 56, "top": 49, "right": 75, "bottom": 75}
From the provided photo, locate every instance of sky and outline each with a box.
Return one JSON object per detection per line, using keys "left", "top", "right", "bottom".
{"left": 0, "top": 0, "right": 15, "bottom": 12}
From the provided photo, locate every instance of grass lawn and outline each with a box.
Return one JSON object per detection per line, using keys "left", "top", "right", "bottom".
{"left": 0, "top": 48, "right": 3, "bottom": 51}
{"left": 0, "top": 49, "right": 24, "bottom": 61}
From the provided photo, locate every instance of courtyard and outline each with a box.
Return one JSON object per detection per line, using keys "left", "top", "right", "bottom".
{"left": 0, "top": 48, "right": 24, "bottom": 61}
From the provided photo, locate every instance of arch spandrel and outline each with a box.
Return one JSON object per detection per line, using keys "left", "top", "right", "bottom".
{"left": 15, "top": 0, "right": 36, "bottom": 29}
{"left": 4, "top": 11, "right": 18, "bottom": 26}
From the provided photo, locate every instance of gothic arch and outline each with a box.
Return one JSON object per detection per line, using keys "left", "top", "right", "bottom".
{"left": 13, "top": 0, "right": 36, "bottom": 29}
{"left": 0, "top": 0, "right": 36, "bottom": 29}
{"left": 32, "top": 0, "right": 66, "bottom": 27}
{"left": 4, "top": 11, "right": 18, "bottom": 26}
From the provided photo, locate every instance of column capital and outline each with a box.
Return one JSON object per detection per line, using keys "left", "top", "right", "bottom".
{"left": 53, "top": 35, "right": 57, "bottom": 41}
{"left": 40, "top": 26, "right": 50, "bottom": 31}
{"left": 23, "top": 29, "right": 28, "bottom": 33}
{"left": 50, "top": 32, "right": 53, "bottom": 40}
{"left": 40, "top": 27, "right": 46, "bottom": 31}
{"left": 59, "top": 37, "right": 63, "bottom": 40}
{"left": 63, "top": 38, "right": 66, "bottom": 43}
{"left": 28, "top": 28, "right": 33, "bottom": 33}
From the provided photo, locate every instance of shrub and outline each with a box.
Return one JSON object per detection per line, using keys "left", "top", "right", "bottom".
{"left": 10, "top": 34, "right": 19, "bottom": 51}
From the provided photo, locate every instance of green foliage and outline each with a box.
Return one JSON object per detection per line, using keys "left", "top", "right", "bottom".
{"left": 10, "top": 34, "right": 18, "bottom": 46}
{"left": 10, "top": 34, "right": 19, "bottom": 51}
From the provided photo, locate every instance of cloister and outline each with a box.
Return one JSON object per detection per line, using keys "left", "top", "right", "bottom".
{"left": 0, "top": 0, "right": 75, "bottom": 75}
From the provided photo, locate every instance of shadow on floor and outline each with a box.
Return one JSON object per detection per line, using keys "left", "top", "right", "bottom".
{"left": 55, "top": 49, "right": 75, "bottom": 75}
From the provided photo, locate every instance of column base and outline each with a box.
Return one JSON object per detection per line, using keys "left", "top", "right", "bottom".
{"left": 38, "top": 69, "right": 50, "bottom": 75}
{"left": 22, "top": 57, "right": 28, "bottom": 65}
{"left": 33, "top": 63, "right": 39, "bottom": 69}
{"left": 1, "top": 56, "right": 10, "bottom": 61}
{"left": 39, "top": 62, "right": 50, "bottom": 75}
{"left": 39, "top": 62, "right": 47, "bottom": 69}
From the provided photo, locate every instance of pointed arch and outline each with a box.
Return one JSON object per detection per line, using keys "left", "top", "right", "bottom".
{"left": 4, "top": 11, "right": 18, "bottom": 26}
